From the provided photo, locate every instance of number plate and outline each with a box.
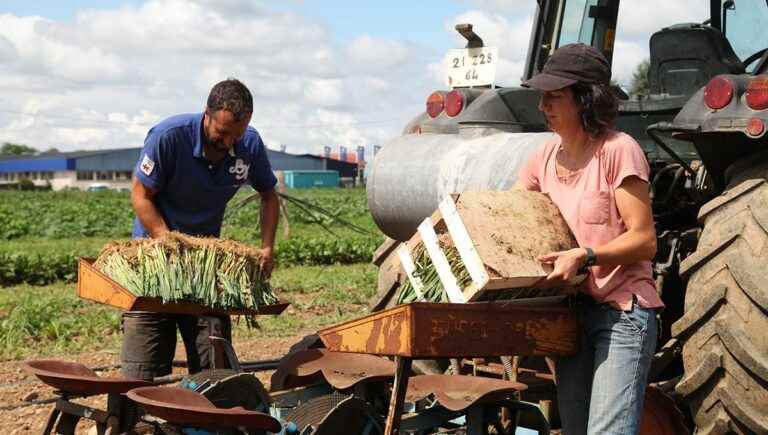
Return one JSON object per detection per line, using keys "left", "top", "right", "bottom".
{"left": 445, "top": 47, "right": 498, "bottom": 88}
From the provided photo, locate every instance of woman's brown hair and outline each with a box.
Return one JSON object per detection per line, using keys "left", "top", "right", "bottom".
{"left": 571, "top": 82, "right": 619, "bottom": 137}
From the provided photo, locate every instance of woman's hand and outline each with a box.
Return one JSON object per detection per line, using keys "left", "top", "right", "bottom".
{"left": 535, "top": 248, "right": 587, "bottom": 289}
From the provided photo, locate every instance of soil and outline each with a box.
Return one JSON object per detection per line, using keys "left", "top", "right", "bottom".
{"left": 0, "top": 332, "right": 311, "bottom": 434}
{"left": 455, "top": 190, "right": 577, "bottom": 278}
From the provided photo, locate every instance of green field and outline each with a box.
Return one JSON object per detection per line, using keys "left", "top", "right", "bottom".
{"left": 0, "top": 188, "right": 382, "bottom": 360}
{"left": 0, "top": 188, "right": 383, "bottom": 285}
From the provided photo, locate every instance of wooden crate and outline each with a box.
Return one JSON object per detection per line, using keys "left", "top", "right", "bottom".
{"left": 398, "top": 191, "right": 584, "bottom": 302}
{"left": 77, "top": 258, "right": 289, "bottom": 316}
{"left": 318, "top": 300, "right": 579, "bottom": 358}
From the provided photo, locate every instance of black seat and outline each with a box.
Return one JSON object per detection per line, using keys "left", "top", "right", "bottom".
{"left": 648, "top": 23, "right": 744, "bottom": 96}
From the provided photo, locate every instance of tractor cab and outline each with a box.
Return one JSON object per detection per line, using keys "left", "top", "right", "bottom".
{"left": 409, "top": 0, "right": 767, "bottom": 165}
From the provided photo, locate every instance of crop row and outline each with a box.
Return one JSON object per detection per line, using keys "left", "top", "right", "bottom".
{"left": 0, "top": 234, "right": 382, "bottom": 286}
{"left": 0, "top": 188, "right": 373, "bottom": 240}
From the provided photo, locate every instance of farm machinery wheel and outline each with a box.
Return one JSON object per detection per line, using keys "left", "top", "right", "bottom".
{"left": 672, "top": 156, "right": 768, "bottom": 434}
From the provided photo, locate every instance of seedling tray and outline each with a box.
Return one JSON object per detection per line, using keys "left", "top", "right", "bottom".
{"left": 398, "top": 191, "right": 584, "bottom": 302}
{"left": 77, "top": 258, "right": 288, "bottom": 316}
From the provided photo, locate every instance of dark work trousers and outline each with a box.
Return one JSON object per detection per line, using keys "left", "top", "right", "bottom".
{"left": 120, "top": 311, "right": 232, "bottom": 381}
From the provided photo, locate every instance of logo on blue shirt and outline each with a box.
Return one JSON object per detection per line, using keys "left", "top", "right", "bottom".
{"left": 229, "top": 158, "right": 250, "bottom": 181}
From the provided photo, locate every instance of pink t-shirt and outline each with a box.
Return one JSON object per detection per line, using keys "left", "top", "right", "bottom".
{"left": 518, "top": 130, "right": 663, "bottom": 310}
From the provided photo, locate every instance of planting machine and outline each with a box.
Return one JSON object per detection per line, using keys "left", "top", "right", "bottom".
{"left": 23, "top": 0, "right": 768, "bottom": 434}
{"left": 367, "top": 0, "right": 768, "bottom": 433}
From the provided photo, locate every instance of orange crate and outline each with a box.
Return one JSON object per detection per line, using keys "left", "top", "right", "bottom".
{"left": 318, "top": 300, "right": 579, "bottom": 358}
{"left": 77, "top": 258, "right": 288, "bottom": 316}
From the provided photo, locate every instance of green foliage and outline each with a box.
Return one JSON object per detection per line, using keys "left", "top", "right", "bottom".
{"left": 0, "top": 189, "right": 375, "bottom": 240}
{"left": 224, "top": 188, "right": 373, "bottom": 230}
{"left": 0, "top": 283, "right": 121, "bottom": 360}
{"left": 0, "top": 142, "right": 37, "bottom": 156}
{"left": 0, "top": 252, "right": 78, "bottom": 285}
{"left": 0, "top": 190, "right": 134, "bottom": 240}
{"left": 630, "top": 59, "right": 651, "bottom": 97}
{"left": 0, "top": 263, "right": 377, "bottom": 359}
{"left": 236, "top": 263, "right": 377, "bottom": 339}
{"left": 0, "top": 188, "right": 383, "bottom": 286}
{"left": 276, "top": 236, "right": 381, "bottom": 265}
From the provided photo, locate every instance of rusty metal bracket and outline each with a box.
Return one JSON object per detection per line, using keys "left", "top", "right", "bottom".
{"left": 455, "top": 23, "right": 484, "bottom": 49}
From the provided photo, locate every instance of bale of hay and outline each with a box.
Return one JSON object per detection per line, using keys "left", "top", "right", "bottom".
{"left": 94, "top": 232, "right": 278, "bottom": 311}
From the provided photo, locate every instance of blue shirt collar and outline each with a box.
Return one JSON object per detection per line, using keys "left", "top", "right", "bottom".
{"left": 193, "top": 112, "right": 240, "bottom": 160}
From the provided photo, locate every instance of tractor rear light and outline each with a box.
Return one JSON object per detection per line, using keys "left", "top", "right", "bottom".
{"left": 746, "top": 76, "right": 768, "bottom": 110}
{"left": 445, "top": 90, "right": 465, "bottom": 117}
{"left": 426, "top": 92, "right": 445, "bottom": 118}
{"left": 704, "top": 76, "right": 734, "bottom": 110}
{"left": 746, "top": 117, "right": 765, "bottom": 137}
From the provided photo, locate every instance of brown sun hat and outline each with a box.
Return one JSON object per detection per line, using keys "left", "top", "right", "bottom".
{"left": 522, "top": 43, "right": 611, "bottom": 91}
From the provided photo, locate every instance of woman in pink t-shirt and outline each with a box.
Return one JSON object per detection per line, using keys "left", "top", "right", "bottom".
{"left": 517, "top": 43, "right": 661, "bottom": 435}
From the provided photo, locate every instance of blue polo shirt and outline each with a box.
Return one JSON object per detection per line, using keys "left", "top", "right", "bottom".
{"left": 131, "top": 113, "right": 277, "bottom": 238}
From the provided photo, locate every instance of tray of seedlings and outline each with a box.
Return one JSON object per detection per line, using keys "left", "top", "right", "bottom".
{"left": 319, "top": 190, "right": 585, "bottom": 357}
{"left": 396, "top": 190, "right": 584, "bottom": 304}
{"left": 78, "top": 232, "right": 288, "bottom": 319}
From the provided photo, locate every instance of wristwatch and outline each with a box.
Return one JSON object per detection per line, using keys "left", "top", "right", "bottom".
{"left": 584, "top": 247, "right": 597, "bottom": 267}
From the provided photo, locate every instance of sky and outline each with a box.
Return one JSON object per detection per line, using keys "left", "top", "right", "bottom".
{"left": 0, "top": 0, "right": 759, "bottom": 157}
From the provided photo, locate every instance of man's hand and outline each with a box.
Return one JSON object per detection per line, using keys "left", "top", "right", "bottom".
{"left": 257, "top": 247, "right": 275, "bottom": 279}
{"left": 534, "top": 248, "right": 587, "bottom": 289}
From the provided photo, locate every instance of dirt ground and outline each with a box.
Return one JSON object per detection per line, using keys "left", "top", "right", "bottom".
{"left": 0, "top": 333, "right": 310, "bottom": 434}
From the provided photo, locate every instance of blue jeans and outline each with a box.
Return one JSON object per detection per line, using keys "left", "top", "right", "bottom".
{"left": 556, "top": 299, "right": 657, "bottom": 435}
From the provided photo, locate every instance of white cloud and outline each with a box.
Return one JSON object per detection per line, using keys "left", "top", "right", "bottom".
{"left": 303, "top": 79, "right": 343, "bottom": 107}
{"left": 611, "top": 39, "right": 651, "bottom": 89}
{"left": 0, "top": 35, "right": 17, "bottom": 62}
{"left": 0, "top": 14, "right": 126, "bottom": 83}
{"left": 0, "top": 0, "right": 735, "bottom": 155}
{"left": 459, "top": 0, "right": 535, "bottom": 15}
{"left": 347, "top": 35, "right": 410, "bottom": 69}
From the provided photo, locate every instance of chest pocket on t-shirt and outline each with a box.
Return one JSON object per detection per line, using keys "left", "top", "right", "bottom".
{"left": 580, "top": 191, "right": 610, "bottom": 224}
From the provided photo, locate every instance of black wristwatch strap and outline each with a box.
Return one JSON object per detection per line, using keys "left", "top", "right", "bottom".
{"left": 584, "top": 247, "right": 597, "bottom": 267}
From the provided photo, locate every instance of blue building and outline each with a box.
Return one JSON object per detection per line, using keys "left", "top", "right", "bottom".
{"left": 0, "top": 147, "right": 357, "bottom": 190}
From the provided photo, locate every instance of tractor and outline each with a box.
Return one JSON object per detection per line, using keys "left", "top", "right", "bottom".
{"left": 367, "top": 0, "right": 768, "bottom": 433}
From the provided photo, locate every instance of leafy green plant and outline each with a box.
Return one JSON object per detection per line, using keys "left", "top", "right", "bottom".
{"left": 0, "top": 188, "right": 384, "bottom": 287}
{"left": 0, "top": 263, "right": 377, "bottom": 360}
{"left": 0, "top": 285, "right": 120, "bottom": 359}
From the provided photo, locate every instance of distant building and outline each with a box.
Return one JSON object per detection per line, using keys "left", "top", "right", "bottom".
{"left": 0, "top": 148, "right": 140, "bottom": 191}
{"left": 0, "top": 147, "right": 358, "bottom": 191}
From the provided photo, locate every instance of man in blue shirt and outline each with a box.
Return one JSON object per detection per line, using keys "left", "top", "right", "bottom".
{"left": 122, "top": 78, "right": 279, "bottom": 380}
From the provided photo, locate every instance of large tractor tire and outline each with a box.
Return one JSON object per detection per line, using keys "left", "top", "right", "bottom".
{"left": 673, "top": 157, "right": 768, "bottom": 434}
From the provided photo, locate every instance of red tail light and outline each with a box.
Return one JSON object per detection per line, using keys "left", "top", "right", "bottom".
{"left": 704, "top": 76, "right": 734, "bottom": 110}
{"left": 426, "top": 91, "right": 445, "bottom": 118}
{"left": 746, "top": 118, "right": 765, "bottom": 137}
{"left": 445, "top": 90, "right": 465, "bottom": 117}
{"left": 746, "top": 76, "right": 768, "bottom": 111}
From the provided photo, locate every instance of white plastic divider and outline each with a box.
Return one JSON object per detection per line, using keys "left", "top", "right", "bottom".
{"left": 417, "top": 217, "right": 466, "bottom": 303}
{"left": 438, "top": 196, "right": 489, "bottom": 291}
{"left": 396, "top": 245, "right": 425, "bottom": 301}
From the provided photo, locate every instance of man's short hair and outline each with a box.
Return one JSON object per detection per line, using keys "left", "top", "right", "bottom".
{"left": 206, "top": 78, "right": 253, "bottom": 121}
